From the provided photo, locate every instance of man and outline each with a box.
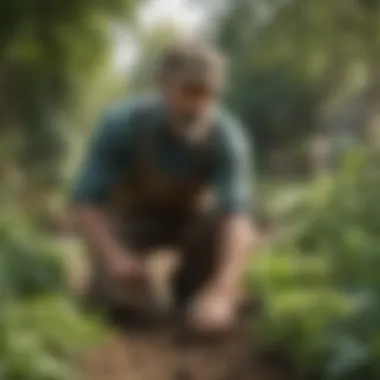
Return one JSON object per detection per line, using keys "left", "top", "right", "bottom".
{"left": 71, "top": 41, "right": 255, "bottom": 334}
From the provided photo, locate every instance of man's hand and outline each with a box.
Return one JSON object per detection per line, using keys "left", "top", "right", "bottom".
{"left": 186, "top": 215, "right": 254, "bottom": 334}
{"left": 72, "top": 206, "right": 149, "bottom": 289}
{"left": 106, "top": 249, "right": 146, "bottom": 285}
{"left": 106, "top": 249, "right": 152, "bottom": 307}
{"left": 187, "top": 284, "right": 239, "bottom": 335}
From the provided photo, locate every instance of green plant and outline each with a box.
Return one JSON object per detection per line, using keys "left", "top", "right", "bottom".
{"left": 0, "top": 206, "right": 103, "bottom": 380}
{"left": 251, "top": 150, "right": 380, "bottom": 379}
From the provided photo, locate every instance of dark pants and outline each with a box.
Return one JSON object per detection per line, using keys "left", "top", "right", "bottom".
{"left": 87, "top": 212, "right": 220, "bottom": 310}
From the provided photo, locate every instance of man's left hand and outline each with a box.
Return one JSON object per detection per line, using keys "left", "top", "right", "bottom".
{"left": 187, "top": 284, "right": 239, "bottom": 335}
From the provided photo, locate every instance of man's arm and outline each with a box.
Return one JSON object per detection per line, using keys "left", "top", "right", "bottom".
{"left": 188, "top": 119, "right": 255, "bottom": 333}
{"left": 73, "top": 207, "right": 133, "bottom": 269}
{"left": 210, "top": 122, "right": 255, "bottom": 298}
{"left": 71, "top": 109, "right": 139, "bottom": 275}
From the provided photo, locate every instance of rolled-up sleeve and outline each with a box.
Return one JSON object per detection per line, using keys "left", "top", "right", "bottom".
{"left": 71, "top": 112, "right": 128, "bottom": 205}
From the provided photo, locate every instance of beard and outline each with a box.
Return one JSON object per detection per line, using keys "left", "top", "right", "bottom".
{"left": 171, "top": 112, "right": 212, "bottom": 144}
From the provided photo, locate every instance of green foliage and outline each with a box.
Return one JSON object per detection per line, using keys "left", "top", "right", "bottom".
{"left": 0, "top": 0, "right": 138, "bottom": 186}
{"left": 251, "top": 150, "right": 380, "bottom": 379}
{"left": 213, "top": 0, "right": 380, "bottom": 170}
{"left": 0, "top": 208, "right": 103, "bottom": 380}
{"left": 0, "top": 297, "right": 102, "bottom": 380}
{"left": 0, "top": 220, "right": 67, "bottom": 298}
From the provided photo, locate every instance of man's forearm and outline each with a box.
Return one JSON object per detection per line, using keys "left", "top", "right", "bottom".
{"left": 72, "top": 205, "right": 126, "bottom": 261}
{"left": 212, "top": 215, "right": 254, "bottom": 294}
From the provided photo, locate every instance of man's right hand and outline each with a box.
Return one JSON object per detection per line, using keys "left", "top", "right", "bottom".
{"left": 105, "top": 250, "right": 152, "bottom": 307}
{"left": 72, "top": 207, "right": 150, "bottom": 303}
{"left": 106, "top": 249, "right": 147, "bottom": 287}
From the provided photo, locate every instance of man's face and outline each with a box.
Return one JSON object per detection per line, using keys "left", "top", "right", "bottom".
{"left": 162, "top": 79, "right": 219, "bottom": 141}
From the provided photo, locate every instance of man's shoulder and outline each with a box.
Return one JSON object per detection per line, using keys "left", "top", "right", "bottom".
{"left": 105, "top": 93, "right": 162, "bottom": 126}
{"left": 98, "top": 93, "right": 162, "bottom": 143}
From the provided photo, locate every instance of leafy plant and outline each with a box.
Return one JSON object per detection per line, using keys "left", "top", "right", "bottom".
{"left": 251, "top": 150, "right": 380, "bottom": 379}
{"left": 0, "top": 206, "right": 103, "bottom": 380}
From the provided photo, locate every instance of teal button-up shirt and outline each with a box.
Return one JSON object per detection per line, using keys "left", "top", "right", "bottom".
{"left": 71, "top": 95, "right": 253, "bottom": 214}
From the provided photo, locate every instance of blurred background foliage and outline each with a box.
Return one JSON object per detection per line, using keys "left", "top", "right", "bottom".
{"left": 0, "top": 199, "right": 103, "bottom": 380}
{"left": 251, "top": 150, "right": 380, "bottom": 379}
{"left": 2, "top": 0, "right": 380, "bottom": 379}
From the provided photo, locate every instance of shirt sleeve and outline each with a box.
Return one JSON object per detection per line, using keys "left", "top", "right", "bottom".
{"left": 71, "top": 110, "right": 131, "bottom": 205}
{"left": 212, "top": 119, "right": 253, "bottom": 215}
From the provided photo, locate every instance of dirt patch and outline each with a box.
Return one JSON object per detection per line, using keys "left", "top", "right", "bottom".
{"left": 78, "top": 248, "right": 294, "bottom": 380}
{"left": 80, "top": 306, "right": 294, "bottom": 380}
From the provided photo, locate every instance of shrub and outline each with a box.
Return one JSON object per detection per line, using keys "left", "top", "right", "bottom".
{"left": 251, "top": 150, "right": 380, "bottom": 379}
{"left": 0, "top": 207, "right": 103, "bottom": 380}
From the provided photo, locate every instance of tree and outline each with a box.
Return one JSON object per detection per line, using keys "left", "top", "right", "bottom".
{"left": 0, "top": 0, "right": 138, "bottom": 187}
{"left": 209, "top": 0, "right": 380, "bottom": 172}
